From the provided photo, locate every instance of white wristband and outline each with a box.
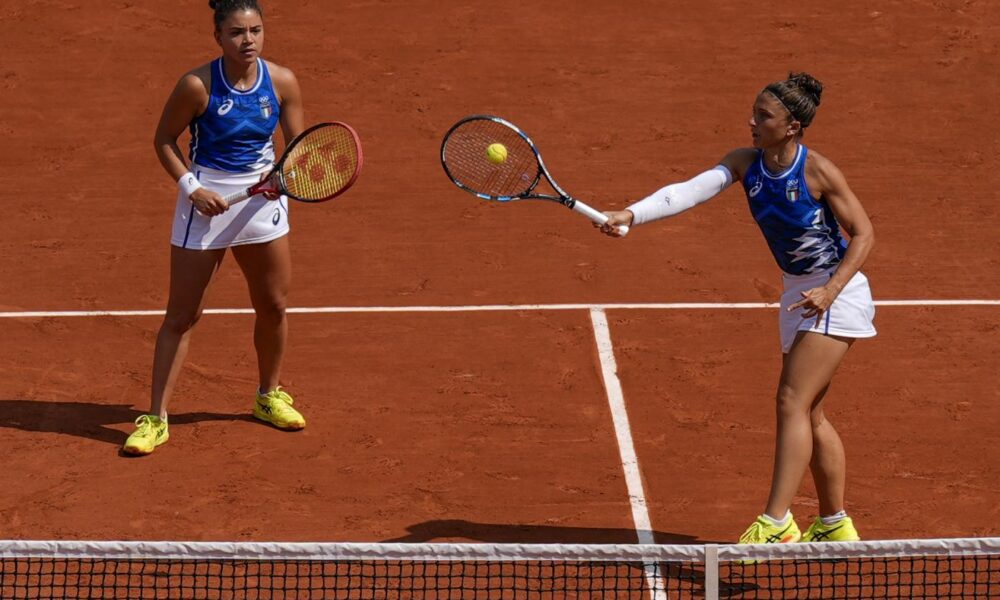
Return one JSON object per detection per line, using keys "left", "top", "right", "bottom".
{"left": 177, "top": 172, "right": 204, "bottom": 200}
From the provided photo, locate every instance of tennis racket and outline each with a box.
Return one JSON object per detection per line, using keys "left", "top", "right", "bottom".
{"left": 224, "top": 122, "right": 363, "bottom": 206}
{"left": 440, "top": 115, "right": 627, "bottom": 235}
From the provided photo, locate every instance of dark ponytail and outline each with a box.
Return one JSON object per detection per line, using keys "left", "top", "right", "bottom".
{"left": 764, "top": 72, "right": 823, "bottom": 129}
{"left": 209, "top": 0, "right": 264, "bottom": 29}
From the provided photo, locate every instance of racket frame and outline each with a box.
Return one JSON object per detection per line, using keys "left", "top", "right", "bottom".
{"left": 440, "top": 115, "right": 617, "bottom": 227}
{"left": 225, "top": 121, "right": 363, "bottom": 206}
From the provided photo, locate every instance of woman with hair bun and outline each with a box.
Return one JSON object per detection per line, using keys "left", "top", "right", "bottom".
{"left": 598, "top": 73, "right": 876, "bottom": 544}
{"left": 124, "top": 0, "right": 308, "bottom": 455}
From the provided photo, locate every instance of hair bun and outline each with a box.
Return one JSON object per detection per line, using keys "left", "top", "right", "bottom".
{"left": 787, "top": 72, "right": 823, "bottom": 106}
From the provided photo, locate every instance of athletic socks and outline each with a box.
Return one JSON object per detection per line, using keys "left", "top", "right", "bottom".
{"left": 762, "top": 510, "right": 847, "bottom": 527}
{"left": 762, "top": 510, "right": 792, "bottom": 528}
{"left": 820, "top": 510, "right": 849, "bottom": 526}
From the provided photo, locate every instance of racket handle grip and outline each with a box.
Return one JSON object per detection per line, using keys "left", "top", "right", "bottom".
{"left": 571, "top": 200, "right": 629, "bottom": 237}
{"left": 223, "top": 189, "right": 252, "bottom": 207}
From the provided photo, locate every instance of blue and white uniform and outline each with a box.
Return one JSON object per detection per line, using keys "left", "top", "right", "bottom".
{"left": 171, "top": 57, "right": 290, "bottom": 249}
{"left": 741, "top": 145, "right": 876, "bottom": 352}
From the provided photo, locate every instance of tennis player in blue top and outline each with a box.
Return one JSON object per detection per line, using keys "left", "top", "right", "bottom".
{"left": 599, "top": 73, "right": 876, "bottom": 544}
{"left": 125, "top": 0, "right": 307, "bottom": 455}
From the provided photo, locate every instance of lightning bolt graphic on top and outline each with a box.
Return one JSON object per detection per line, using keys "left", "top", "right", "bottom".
{"left": 788, "top": 209, "right": 839, "bottom": 273}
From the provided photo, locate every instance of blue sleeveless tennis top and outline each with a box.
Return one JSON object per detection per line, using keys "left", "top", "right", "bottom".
{"left": 189, "top": 57, "right": 280, "bottom": 172}
{"left": 741, "top": 145, "right": 847, "bottom": 275}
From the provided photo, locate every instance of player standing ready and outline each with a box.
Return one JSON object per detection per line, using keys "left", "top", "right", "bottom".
{"left": 124, "top": 0, "right": 307, "bottom": 455}
{"left": 599, "top": 73, "right": 876, "bottom": 543}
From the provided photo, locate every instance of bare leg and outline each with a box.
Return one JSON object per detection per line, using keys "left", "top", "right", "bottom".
{"left": 232, "top": 236, "right": 291, "bottom": 393}
{"left": 764, "top": 332, "right": 852, "bottom": 518}
{"left": 809, "top": 387, "right": 848, "bottom": 516}
{"left": 150, "top": 246, "right": 226, "bottom": 419}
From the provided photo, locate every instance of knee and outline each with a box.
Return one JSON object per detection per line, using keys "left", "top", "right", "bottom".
{"left": 161, "top": 308, "right": 202, "bottom": 334}
{"left": 775, "top": 384, "right": 810, "bottom": 420}
{"left": 253, "top": 296, "right": 287, "bottom": 321}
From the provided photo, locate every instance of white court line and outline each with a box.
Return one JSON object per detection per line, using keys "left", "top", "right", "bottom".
{"left": 0, "top": 299, "right": 997, "bottom": 319}
{"left": 589, "top": 308, "right": 667, "bottom": 599}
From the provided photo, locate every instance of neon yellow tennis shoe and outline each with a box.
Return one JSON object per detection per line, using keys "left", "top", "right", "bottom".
{"left": 122, "top": 415, "right": 169, "bottom": 455}
{"left": 739, "top": 514, "right": 802, "bottom": 545}
{"left": 253, "top": 387, "right": 306, "bottom": 430}
{"left": 801, "top": 516, "right": 860, "bottom": 542}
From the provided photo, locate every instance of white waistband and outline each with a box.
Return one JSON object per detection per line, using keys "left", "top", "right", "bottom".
{"left": 192, "top": 163, "right": 273, "bottom": 177}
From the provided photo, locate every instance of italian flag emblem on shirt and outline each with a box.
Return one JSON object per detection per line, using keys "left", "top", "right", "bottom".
{"left": 786, "top": 178, "right": 800, "bottom": 202}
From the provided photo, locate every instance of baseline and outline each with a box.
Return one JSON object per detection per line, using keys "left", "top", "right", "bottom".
{"left": 1, "top": 299, "right": 998, "bottom": 319}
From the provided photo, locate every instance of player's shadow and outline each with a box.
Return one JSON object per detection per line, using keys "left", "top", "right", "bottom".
{"left": 0, "top": 398, "right": 254, "bottom": 447}
{"left": 383, "top": 518, "right": 723, "bottom": 545}
{"left": 384, "top": 520, "right": 729, "bottom": 594}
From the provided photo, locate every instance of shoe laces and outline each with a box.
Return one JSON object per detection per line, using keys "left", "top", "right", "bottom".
{"left": 261, "top": 387, "right": 295, "bottom": 410}
{"left": 133, "top": 415, "right": 163, "bottom": 435}
{"left": 270, "top": 387, "right": 294, "bottom": 404}
{"left": 740, "top": 520, "right": 766, "bottom": 544}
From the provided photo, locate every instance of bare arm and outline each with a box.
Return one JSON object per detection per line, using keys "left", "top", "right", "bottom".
{"left": 789, "top": 153, "right": 875, "bottom": 316}
{"left": 718, "top": 147, "right": 756, "bottom": 184}
{"left": 270, "top": 62, "right": 305, "bottom": 144}
{"left": 152, "top": 70, "right": 231, "bottom": 216}
{"left": 153, "top": 72, "right": 208, "bottom": 182}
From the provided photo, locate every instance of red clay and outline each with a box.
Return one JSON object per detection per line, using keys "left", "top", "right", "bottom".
{"left": 0, "top": 1, "right": 996, "bottom": 543}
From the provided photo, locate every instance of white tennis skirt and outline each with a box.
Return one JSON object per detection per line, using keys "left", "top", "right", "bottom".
{"left": 170, "top": 164, "right": 290, "bottom": 250}
{"left": 779, "top": 268, "right": 877, "bottom": 353}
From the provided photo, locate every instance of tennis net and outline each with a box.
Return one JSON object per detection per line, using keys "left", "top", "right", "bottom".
{"left": 1, "top": 537, "right": 997, "bottom": 599}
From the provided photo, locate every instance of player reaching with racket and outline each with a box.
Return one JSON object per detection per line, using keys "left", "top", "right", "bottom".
{"left": 598, "top": 73, "right": 876, "bottom": 544}
{"left": 125, "top": 0, "right": 308, "bottom": 455}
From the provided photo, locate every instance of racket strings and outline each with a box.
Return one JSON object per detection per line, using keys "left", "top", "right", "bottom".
{"left": 282, "top": 126, "right": 360, "bottom": 201}
{"left": 443, "top": 120, "right": 537, "bottom": 198}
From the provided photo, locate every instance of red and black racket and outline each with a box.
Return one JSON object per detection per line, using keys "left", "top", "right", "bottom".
{"left": 225, "top": 122, "right": 363, "bottom": 206}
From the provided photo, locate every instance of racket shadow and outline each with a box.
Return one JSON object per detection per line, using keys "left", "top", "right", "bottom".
{"left": 0, "top": 398, "right": 255, "bottom": 447}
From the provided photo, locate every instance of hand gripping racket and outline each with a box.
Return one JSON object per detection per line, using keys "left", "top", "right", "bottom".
{"left": 440, "top": 115, "right": 628, "bottom": 235}
{"left": 224, "top": 122, "right": 363, "bottom": 206}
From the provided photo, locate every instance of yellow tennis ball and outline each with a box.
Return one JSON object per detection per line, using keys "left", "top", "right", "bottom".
{"left": 486, "top": 143, "right": 508, "bottom": 165}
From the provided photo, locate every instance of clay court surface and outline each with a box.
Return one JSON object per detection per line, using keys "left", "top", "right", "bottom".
{"left": 0, "top": 0, "right": 997, "bottom": 547}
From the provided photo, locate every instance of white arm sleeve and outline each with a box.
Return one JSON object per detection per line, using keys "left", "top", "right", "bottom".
{"left": 627, "top": 165, "right": 734, "bottom": 226}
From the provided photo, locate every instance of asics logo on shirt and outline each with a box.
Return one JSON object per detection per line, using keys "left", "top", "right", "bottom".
{"left": 749, "top": 180, "right": 763, "bottom": 198}
{"left": 217, "top": 99, "right": 234, "bottom": 116}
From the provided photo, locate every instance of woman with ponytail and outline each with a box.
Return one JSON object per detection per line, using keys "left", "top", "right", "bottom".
{"left": 598, "top": 73, "right": 876, "bottom": 544}
{"left": 125, "top": 0, "right": 309, "bottom": 455}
